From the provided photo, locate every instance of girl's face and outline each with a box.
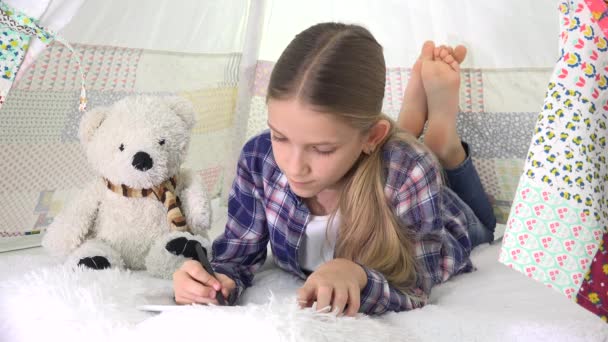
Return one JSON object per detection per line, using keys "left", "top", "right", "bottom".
{"left": 267, "top": 99, "right": 368, "bottom": 199}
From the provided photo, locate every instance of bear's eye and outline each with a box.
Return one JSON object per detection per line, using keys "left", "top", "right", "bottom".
{"left": 119, "top": 144, "right": 125, "bottom": 152}
{"left": 159, "top": 139, "right": 166, "bottom": 146}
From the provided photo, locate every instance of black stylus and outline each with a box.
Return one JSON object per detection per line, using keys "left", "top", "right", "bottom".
{"left": 194, "top": 243, "right": 226, "bottom": 306}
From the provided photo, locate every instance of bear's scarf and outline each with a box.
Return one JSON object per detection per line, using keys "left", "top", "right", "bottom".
{"left": 104, "top": 177, "right": 191, "bottom": 233}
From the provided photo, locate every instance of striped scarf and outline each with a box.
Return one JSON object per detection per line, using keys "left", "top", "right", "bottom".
{"left": 105, "top": 177, "right": 190, "bottom": 233}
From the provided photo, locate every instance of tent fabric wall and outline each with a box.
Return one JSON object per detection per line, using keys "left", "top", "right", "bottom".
{"left": 0, "top": 0, "right": 559, "bottom": 251}
{"left": 0, "top": 0, "right": 259, "bottom": 251}
{"left": 4, "top": 0, "right": 85, "bottom": 82}
{"left": 258, "top": 0, "right": 559, "bottom": 68}
{"left": 61, "top": 0, "right": 250, "bottom": 54}
{"left": 2, "top": 0, "right": 608, "bottom": 335}
{"left": 245, "top": 0, "right": 559, "bottom": 227}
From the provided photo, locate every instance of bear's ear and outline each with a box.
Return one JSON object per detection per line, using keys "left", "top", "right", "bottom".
{"left": 78, "top": 106, "right": 108, "bottom": 144}
{"left": 165, "top": 96, "right": 196, "bottom": 130}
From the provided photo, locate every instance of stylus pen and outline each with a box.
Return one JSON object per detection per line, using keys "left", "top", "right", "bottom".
{"left": 194, "top": 243, "right": 227, "bottom": 306}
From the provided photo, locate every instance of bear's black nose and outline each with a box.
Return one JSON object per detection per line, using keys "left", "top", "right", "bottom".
{"left": 132, "top": 151, "right": 153, "bottom": 171}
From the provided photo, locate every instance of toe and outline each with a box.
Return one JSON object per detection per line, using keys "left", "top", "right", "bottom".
{"left": 412, "top": 58, "right": 422, "bottom": 73}
{"left": 420, "top": 41, "right": 435, "bottom": 61}
{"left": 454, "top": 45, "right": 467, "bottom": 63}
{"left": 450, "top": 60, "right": 460, "bottom": 72}
{"left": 443, "top": 54, "right": 455, "bottom": 64}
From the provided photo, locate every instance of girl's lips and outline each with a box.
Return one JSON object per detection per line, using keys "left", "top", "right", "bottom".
{"left": 289, "top": 179, "right": 312, "bottom": 186}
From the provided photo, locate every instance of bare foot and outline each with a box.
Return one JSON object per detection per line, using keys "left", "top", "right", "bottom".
{"left": 421, "top": 45, "right": 467, "bottom": 169}
{"left": 437, "top": 45, "right": 468, "bottom": 66}
{"left": 398, "top": 43, "right": 468, "bottom": 138}
{"left": 397, "top": 41, "right": 434, "bottom": 137}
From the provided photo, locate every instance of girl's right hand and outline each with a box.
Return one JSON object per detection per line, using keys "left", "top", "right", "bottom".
{"left": 173, "top": 259, "right": 236, "bottom": 305}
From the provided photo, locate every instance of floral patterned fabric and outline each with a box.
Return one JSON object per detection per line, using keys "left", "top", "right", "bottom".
{"left": 500, "top": 0, "right": 608, "bottom": 322}
{"left": 0, "top": 2, "right": 54, "bottom": 106}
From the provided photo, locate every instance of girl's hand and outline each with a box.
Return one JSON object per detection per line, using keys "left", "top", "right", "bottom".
{"left": 297, "top": 258, "right": 367, "bottom": 316}
{"left": 173, "top": 259, "right": 236, "bottom": 305}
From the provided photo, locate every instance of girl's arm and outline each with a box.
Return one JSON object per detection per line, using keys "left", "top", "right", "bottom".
{"left": 358, "top": 266, "right": 426, "bottom": 314}
{"left": 210, "top": 148, "right": 270, "bottom": 305}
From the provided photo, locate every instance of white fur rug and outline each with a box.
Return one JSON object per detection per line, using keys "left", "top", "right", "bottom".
{"left": 1, "top": 244, "right": 606, "bottom": 342}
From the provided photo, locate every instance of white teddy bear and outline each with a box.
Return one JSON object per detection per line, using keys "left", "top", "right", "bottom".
{"left": 42, "top": 95, "right": 212, "bottom": 279}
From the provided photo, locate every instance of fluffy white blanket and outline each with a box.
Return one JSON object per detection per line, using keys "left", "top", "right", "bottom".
{"left": 0, "top": 244, "right": 606, "bottom": 342}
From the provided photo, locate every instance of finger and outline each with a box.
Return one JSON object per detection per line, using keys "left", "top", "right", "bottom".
{"left": 446, "top": 46, "right": 454, "bottom": 55}
{"left": 297, "top": 285, "right": 315, "bottom": 308}
{"left": 220, "top": 287, "right": 231, "bottom": 299}
{"left": 181, "top": 260, "right": 221, "bottom": 291}
{"left": 214, "top": 274, "right": 235, "bottom": 299}
{"left": 433, "top": 47, "right": 440, "bottom": 58}
{"left": 439, "top": 48, "right": 450, "bottom": 59}
{"left": 344, "top": 285, "right": 361, "bottom": 317}
{"left": 176, "top": 281, "right": 221, "bottom": 305}
{"left": 175, "top": 293, "right": 218, "bottom": 305}
{"left": 217, "top": 274, "right": 237, "bottom": 298}
{"left": 174, "top": 269, "right": 216, "bottom": 299}
{"left": 183, "top": 284, "right": 216, "bottom": 301}
{"left": 175, "top": 293, "right": 197, "bottom": 305}
{"left": 175, "top": 292, "right": 200, "bottom": 305}
{"left": 315, "top": 286, "right": 333, "bottom": 313}
{"left": 331, "top": 288, "right": 349, "bottom": 316}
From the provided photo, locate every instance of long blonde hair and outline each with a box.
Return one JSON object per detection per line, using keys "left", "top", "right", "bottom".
{"left": 267, "top": 23, "right": 428, "bottom": 292}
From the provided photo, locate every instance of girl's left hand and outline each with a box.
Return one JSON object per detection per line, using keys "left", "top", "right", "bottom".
{"left": 297, "top": 258, "right": 367, "bottom": 316}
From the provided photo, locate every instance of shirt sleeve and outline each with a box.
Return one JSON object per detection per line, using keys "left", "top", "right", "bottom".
{"left": 359, "top": 154, "right": 445, "bottom": 314}
{"left": 358, "top": 265, "right": 427, "bottom": 314}
{"left": 211, "top": 149, "right": 269, "bottom": 305}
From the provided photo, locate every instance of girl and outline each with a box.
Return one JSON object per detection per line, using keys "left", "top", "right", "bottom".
{"left": 173, "top": 23, "right": 496, "bottom": 316}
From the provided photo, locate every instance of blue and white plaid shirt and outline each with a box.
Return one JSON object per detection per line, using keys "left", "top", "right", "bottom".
{"left": 211, "top": 131, "right": 473, "bottom": 315}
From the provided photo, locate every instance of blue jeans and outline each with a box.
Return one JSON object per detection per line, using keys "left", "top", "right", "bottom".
{"left": 444, "top": 142, "right": 497, "bottom": 248}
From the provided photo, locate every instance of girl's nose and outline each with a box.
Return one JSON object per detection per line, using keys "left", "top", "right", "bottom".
{"left": 286, "top": 150, "right": 310, "bottom": 177}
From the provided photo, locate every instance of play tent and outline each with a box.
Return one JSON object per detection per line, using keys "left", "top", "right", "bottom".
{"left": 0, "top": 0, "right": 559, "bottom": 250}
{"left": 1, "top": 0, "right": 607, "bottom": 341}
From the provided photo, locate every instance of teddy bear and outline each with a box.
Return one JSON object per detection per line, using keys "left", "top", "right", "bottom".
{"left": 42, "top": 95, "right": 212, "bottom": 279}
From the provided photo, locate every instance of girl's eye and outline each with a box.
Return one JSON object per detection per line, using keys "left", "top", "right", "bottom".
{"left": 159, "top": 139, "right": 166, "bottom": 146}
{"left": 314, "top": 147, "right": 335, "bottom": 155}
{"left": 271, "top": 135, "right": 287, "bottom": 142}
{"left": 119, "top": 143, "right": 125, "bottom": 152}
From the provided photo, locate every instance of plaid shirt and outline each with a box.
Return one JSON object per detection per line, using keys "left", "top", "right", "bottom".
{"left": 211, "top": 131, "right": 473, "bottom": 315}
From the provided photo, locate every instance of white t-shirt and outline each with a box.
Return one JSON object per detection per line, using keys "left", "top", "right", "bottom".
{"left": 298, "top": 212, "right": 340, "bottom": 273}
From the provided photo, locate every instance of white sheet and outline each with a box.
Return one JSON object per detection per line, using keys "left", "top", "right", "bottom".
{"left": 1, "top": 235, "right": 606, "bottom": 342}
